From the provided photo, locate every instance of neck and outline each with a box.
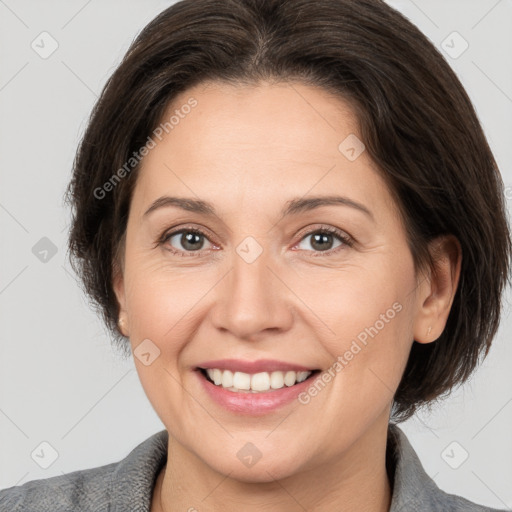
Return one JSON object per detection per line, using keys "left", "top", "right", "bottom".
{"left": 152, "top": 420, "right": 393, "bottom": 512}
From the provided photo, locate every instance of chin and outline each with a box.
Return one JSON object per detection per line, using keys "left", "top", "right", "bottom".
{"left": 214, "top": 446, "right": 307, "bottom": 483}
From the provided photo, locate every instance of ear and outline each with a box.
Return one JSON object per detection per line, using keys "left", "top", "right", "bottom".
{"left": 413, "top": 234, "right": 462, "bottom": 344}
{"left": 112, "top": 264, "right": 130, "bottom": 338}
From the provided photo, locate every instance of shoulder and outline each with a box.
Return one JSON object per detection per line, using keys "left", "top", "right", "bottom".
{"left": 0, "top": 462, "right": 117, "bottom": 512}
{"left": 388, "top": 423, "right": 507, "bottom": 512}
{"left": 0, "top": 429, "right": 168, "bottom": 512}
{"left": 427, "top": 487, "right": 507, "bottom": 512}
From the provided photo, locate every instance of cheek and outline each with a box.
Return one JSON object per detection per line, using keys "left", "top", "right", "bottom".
{"left": 123, "top": 257, "right": 219, "bottom": 351}
{"left": 122, "top": 264, "right": 214, "bottom": 424}
{"left": 294, "top": 257, "right": 415, "bottom": 400}
{"left": 295, "top": 259, "right": 410, "bottom": 348}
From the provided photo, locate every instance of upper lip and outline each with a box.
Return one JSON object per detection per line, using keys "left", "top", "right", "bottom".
{"left": 196, "top": 359, "right": 318, "bottom": 374}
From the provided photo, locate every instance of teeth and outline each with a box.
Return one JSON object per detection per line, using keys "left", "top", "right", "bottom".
{"left": 221, "top": 370, "right": 233, "bottom": 388}
{"left": 270, "top": 371, "right": 284, "bottom": 389}
{"left": 204, "top": 368, "right": 312, "bottom": 393}
{"left": 212, "top": 368, "right": 223, "bottom": 385}
{"left": 251, "top": 372, "right": 270, "bottom": 391}
{"left": 233, "top": 371, "right": 251, "bottom": 390}
{"left": 284, "top": 371, "right": 297, "bottom": 387}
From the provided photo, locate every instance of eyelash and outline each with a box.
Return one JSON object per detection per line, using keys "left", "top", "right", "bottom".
{"left": 157, "top": 224, "right": 354, "bottom": 258}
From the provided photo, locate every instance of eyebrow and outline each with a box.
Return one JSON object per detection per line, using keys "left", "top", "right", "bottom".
{"left": 143, "top": 195, "right": 374, "bottom": 221}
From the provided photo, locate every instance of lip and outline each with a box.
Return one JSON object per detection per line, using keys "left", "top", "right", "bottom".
{"left": 195, "top": 358, "right": 318, "bottom": 374}
{"left": 195, "top": 368, "right": 320, "bottom": 416}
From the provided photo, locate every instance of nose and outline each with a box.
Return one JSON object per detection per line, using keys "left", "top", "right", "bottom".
{"left": 210, "top": 247, "right": 294, "bottom": 340}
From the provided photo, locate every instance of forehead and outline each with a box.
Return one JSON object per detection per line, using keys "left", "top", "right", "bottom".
{"left": 131, "top": 80, "right": 399, "bottom": 224}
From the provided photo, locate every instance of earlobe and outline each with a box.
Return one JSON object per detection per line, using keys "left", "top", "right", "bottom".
{"left": 113, "top": 269, "right": 129, "bottom": 337}
{"left": 413, "top": 235, "right": 462, "bottom": 344}
{"left": 118, "top": 315, "right": 129, "bottom": 337}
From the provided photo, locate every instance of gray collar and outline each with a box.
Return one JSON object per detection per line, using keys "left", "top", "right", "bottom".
{"left": 109, "top": 424, "right": 497, "bottom": 511}
{"left": 387, "top": 423, "right": 437, "bottom": 511}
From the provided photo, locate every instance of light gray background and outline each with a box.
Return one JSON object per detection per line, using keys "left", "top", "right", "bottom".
{"left": 0, "top": 0, "right": 511, "bottom": 509}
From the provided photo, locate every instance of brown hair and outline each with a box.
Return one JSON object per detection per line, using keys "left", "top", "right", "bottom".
{"left": 65, "top": 0, "right": 512, "bottom": 422}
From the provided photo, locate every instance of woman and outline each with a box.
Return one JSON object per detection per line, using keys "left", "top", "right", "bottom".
{"left": 1, "top": 0, "right": 510, "bottom": 510}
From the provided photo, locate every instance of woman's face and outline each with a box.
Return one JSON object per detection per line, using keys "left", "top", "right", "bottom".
{"left": 114, "top": 80, "right": 429, "bottom": 481}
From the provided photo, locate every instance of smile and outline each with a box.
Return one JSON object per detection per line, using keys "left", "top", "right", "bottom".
{"left": 199, "top": 368, "right": 321, "bottom": 393}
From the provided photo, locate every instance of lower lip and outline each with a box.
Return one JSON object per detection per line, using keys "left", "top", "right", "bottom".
{"left": 195, "top": 369, "right": 319, "bottom": 415}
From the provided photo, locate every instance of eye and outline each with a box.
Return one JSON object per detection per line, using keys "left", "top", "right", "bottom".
{"left": 160, "top": 227, "right": 215, "bottom": 256}
{"left": 158, "top": 224, "right": 353, "bottom": 257}
{"left": 295, "top": 226, "right": 353, "bottom": 255}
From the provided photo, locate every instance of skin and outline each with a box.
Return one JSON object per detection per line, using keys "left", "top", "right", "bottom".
{"left": 113, "top": 80, "right": 461, "bottom": 512}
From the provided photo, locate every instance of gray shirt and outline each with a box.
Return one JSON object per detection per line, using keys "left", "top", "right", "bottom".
{"left": 0, "top": 423, "right": 507, "bottom": 511}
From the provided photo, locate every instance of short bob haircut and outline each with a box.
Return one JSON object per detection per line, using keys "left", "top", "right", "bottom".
{"left": 65, "top": 0, "right": 512, "bottom": 422}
